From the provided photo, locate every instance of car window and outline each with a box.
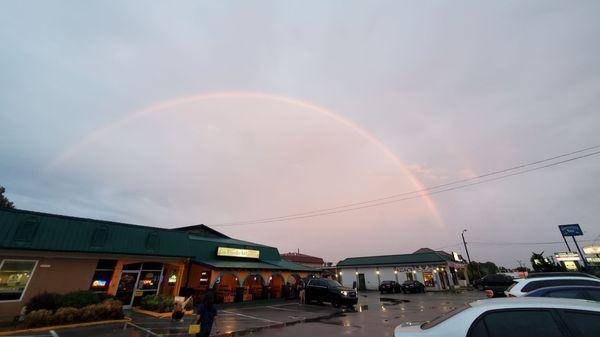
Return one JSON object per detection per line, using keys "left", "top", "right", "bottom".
{"left": 480, "top": 310, "right": 563, "bottom": 337}
{"left": 523, "top": 279, "right": 600, "bottom": 292}
{"left": 468, "top": 318, "right": 489, "bottom": 337}
{"left": 560, "top": 310, "right": 600, "bottom": 337}
{"left": 586, "top": 289, "right": 600, "bottom": 301}
{"left": 325, "top": 279, "right": 342, "bottom": 287}
{"left": 546, "top": 289, "right": 586, "bottom": 299}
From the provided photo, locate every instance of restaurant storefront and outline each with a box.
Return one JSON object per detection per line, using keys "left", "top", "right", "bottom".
{"left": 336, "top": 249, "right": 468, "bottom": 291}
{"left": 0, "top": 208, "right": 317, "bottom": 321}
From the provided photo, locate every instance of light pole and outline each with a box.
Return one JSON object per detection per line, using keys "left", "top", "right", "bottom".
{"left": 461, "top": 229, "right": 471, "bottom": 264}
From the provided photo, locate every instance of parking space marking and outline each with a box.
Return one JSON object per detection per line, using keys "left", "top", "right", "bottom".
{"left": 126, "top": 321, "right": 159, "bottom": 336}
{"left": 221, "top": 310, "right": 283, "bottom": 324}
{"left": 265, "top": 305, "right": 304, "bottom": 312}
{"left": 49, "top": 331, "right": 59, "bottom": 337}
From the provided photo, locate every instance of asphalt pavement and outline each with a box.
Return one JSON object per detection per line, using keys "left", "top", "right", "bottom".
{"left": 8, "top": 290, "right": 485, "bottom": 337}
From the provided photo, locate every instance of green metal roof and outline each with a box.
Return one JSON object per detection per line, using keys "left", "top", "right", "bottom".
{"left": 0, "top": 208, "right": 313, "bottom": 272}
{"left": 0, "top": 208, "right": 191, "bottom": 257}
{"left": 337, "top": 252, "right": 454, "bottom": 267}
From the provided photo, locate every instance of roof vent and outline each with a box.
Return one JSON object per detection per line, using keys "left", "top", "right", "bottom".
{"left": 145, "top": 231, "right": 160, "bottom": 251}
{"left": 14, "top": 218, "right": 40, "bottom": 243}
{"left": 90, "top": 225, "right": 109, "bottom": 248}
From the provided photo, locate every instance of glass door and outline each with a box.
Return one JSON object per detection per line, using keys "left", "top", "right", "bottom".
{"left": 115, "top": 271, "right": 140, "bottom": 308}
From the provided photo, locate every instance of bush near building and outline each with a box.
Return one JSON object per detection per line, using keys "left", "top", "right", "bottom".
{"left": 140, "top": 294, "right": 174, "bottom": 313}
{"left": 21, "top": 291, "right": 124, "bottom": 328}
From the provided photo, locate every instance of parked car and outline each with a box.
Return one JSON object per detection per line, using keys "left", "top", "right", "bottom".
{"left": 505, "top": 276, "right": 600, "bottom": 297}
{"left": 379, "top": 280, "right": 402, "bottom": 294}
{"left": 394, "top": 297, "right": 600, "bottom": 337}
{"left": 472, "top": 274, "right": 514, "bottom": 296}
{"left": 525, "top": 285, "right": 600, "bottom": 301}
{"left": 401, "top": 280, "right": 425, "bottom": 293}
{"left": 305, "top": 277, "right": 358, "bottom": 308}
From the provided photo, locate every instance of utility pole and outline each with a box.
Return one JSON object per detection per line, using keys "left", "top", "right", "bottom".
{"left": 461, "top": 229, "right": 471, "bottom": 263}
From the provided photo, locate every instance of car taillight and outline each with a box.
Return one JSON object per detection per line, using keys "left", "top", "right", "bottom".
{"left": 485, "top": 290, "right": 494, "bottom": 298}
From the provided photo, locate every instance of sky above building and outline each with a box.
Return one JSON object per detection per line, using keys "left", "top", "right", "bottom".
{"left": 1, "top": 0, "right": 599, "bottom": 268}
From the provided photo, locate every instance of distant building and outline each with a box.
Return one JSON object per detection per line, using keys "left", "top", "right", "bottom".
{"left": 336, "top": 248, "right": 467, "bottom": 291}
{"left": 281, "top": 251, "right": 325, "bottom": 268}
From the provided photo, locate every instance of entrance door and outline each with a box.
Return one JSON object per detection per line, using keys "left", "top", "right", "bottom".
{"left": 358, "top": 273, "right": 366, "bottom": 291}
{"left": 115, "top": 271, "right": 140, "bottom": 308}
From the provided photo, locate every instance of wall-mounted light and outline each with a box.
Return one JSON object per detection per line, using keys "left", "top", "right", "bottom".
{"left": 394, "top": 270, "right": 398, "bottom": 274}
{"left": 339, "top": 271, "right": 343, "bottom": 275}
{"left": 355, "top": 271, "right": 359, "bottom": 275}
{"left": 376, "top": 270, "right": 380, "bottom": 275}
{"left": 412, "top": 270, "right": 416, "bottom": 274}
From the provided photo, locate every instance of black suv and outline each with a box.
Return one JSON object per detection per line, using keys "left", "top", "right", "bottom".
{"left": 305, "top": 278, "right": 358, "bottom": 308}
{"left": 472, "top": 273, "right": 514, "bottom": 296}
{"left": 379, "top": 280, "right": 401, "bottom": 294}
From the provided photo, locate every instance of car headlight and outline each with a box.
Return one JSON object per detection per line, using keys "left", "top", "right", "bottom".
{"left": 340, "top": 290, "right": 348, "bottom": 296}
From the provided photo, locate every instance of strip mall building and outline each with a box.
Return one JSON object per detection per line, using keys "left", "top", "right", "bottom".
{"left": 336, "top": 249, "right": 468, "bottom": 291}
{"left": 0, "top": 208, "right": 318, "bottom": 322}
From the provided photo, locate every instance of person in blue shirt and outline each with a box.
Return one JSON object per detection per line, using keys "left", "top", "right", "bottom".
{"left": 195, "top": 292, "right": 218, "bottom": 337}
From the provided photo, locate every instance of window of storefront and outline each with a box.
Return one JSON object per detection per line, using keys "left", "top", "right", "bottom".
{"left": 89, "top": 259, "right": 117, "bottom": 293}
{"left": 406, "top": 272, "right": 414, "bottom": 281}
{"left": 423, "top": 272, "right": 435, "bottom": 287}
{"left": 0, "top": 260, "right": 37, "bottom": 301}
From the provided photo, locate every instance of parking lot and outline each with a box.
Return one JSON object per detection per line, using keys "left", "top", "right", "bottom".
{"left": 8, "top": 291, "right": 485, "bottom": 337}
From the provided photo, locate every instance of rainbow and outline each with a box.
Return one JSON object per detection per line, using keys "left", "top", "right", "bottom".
{"left": 48, "top": 92, "right": 445, "bottom": 227}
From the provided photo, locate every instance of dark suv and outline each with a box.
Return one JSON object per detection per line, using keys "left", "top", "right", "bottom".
{"left": 472, "top": 273, "right": 514, "bottom": 296}
{"left": 305, "top": 278, "right": 358, "bottom": 308}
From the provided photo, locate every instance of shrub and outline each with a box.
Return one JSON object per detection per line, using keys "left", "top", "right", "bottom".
{"left": 52, "top": 307, "right": 81, "bottom": 324}
{"left": 61, "top": 290, "right": 100, "bottom": 308}
{"left": 80, "top": 300, "right": 124, "bottom": 322}
{"left": 140, "top": 294, "right": 174, "bottom": 313}
{"left": 23, "top": 309, "right": 53, "bottom": 328}
{"left": 25, "top": 292, "right": 63, "bottom": 314}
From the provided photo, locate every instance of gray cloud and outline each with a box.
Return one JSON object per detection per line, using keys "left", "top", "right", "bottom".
{"left": 1, "top": 0, "right": 600, "bottom": 267}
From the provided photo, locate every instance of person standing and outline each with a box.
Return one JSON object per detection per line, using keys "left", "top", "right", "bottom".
{"left": 298, "top": 280, "right": 306, "bottom": 305}
{"left": 195, "top": 292, "right": 218, "bottom": 337}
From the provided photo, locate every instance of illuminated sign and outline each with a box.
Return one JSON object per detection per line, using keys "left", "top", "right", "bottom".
{"left": 583, "top": 245, "right": 600, "bottom": 255}
{"left": 217, "top": 247, "right": 260, "bottom": 259}
{"left": 92, "top": 280, "right": 107, "bottom": 288}
{"left": 168, "top": 274, "right": 177, "bottom": 285}
{"left": 563, "top": 261, "right": 578, "bottom": 271}
{"left": 558, "top": 224, "right": 583, "bottom": 236}
{"left": 554, "top": 252, "right": 580, "bottom": 262}
{"left": 142, "top": 279, "right": 154, "bottom": 286}
{"left": 587, "top": 257, "right": 600, "bottom": 263}
{"left": 452, "top": 252, "right": 462, "bottom": 262}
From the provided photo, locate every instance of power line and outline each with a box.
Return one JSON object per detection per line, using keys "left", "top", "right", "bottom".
{"left": 212, "top": 146, "right": 600, "bottom": 226}
{"left": 468, "top": 239, "right": 597, "bottom": 246}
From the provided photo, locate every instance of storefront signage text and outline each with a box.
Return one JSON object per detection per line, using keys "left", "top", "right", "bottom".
{"left": 217, "top": 247, "right": 260, "bottom": 259}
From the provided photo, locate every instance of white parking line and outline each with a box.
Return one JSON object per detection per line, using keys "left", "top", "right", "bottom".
{"left": 49, "top": 331, "right": 59, "bottom": 337}
{"left": 265, "top": 305, "right": 302, "bottom": 312}
{"left": 221, "top": 310, "right": 283, "bottom": 324}
{"left": 126, "top": 322, "right": 159, "bottom": 336}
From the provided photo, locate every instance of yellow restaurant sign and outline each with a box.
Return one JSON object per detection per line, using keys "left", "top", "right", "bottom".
{"left": 217, "top": 247, "right": 260, "bottom": 259}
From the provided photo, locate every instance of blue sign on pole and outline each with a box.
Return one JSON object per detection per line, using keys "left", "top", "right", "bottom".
{"left": 559, "top": 224, "right": 583, "bottom": 237}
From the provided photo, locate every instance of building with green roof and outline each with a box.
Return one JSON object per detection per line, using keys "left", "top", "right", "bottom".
{"left": 336, "top": 248, "right": 467, "bottom": 291}
{"left": 0, "top": 208, "right": 318, "bottom": 321}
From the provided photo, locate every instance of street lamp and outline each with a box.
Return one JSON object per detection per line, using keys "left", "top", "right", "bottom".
{"left": 461, "top": 229, "right": 472, "bottom": 263}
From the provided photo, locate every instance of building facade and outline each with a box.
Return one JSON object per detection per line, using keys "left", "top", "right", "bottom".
{"left": 336, "top": 250, "right": 468, "bottom": 291}
{"left": 280, "top": 252, "right": 324, "bottom": 268}
{"left": 0, "top": 208, "right": 318, "bottom": 322}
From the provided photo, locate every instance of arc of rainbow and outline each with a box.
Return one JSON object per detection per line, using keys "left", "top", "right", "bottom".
{"left": 47, "top": 91, "right": 445, "bottom": 227}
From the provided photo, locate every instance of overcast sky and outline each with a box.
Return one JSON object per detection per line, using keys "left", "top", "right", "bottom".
{"left": 1, "top": 1, "right": 599, "bottom": 268}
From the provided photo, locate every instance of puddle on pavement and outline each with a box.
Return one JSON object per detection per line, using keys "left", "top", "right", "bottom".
{"left": 380, "top": 297, "right": 411, "bottom": 306}
{"left": 343, "top": 304, "right": 368, "bottom": 312}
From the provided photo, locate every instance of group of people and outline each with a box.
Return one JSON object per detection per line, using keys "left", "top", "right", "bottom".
{"left": 171, "top": 292, "right": 218, "bottom": 337}
{"left": 170, "top": 280, "right": 308, "bottom": 336}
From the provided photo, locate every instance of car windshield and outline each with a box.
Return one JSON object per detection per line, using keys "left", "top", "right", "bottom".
{"left": 325, "top": 279, "right": 343, "bottom": 287}
{"left": 421, "top": 305, "right": 470, "bottom": 330}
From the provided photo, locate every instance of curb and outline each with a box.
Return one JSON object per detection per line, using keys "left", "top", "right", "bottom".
{"left": 132, "top": 308, "right": 194, "bottom": 318}
{"left": 0, "top": 317, "right": 131, "bottom": 336}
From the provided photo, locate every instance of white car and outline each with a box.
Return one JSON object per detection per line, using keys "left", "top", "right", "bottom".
{"left": 394, "top": 297, "right": 600, "bottom": 337}
{"left": 504, "top": 276, "right": 600, "bottom": 297}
